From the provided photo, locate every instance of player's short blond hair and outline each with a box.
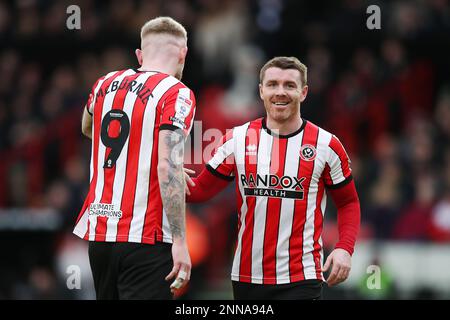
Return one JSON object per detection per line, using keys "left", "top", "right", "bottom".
{"left": 140, "top": 16, "right": 187, "bottom": 42}
{"left": 260, "top": 56, "right": 307, "bottom": 87}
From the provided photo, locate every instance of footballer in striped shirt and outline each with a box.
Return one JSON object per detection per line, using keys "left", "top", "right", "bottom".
{"left": 186, "top": 56, "right": 360, "bottom": 300}
{"left": 74, "top": 17, "right": 194, "bottom": 299}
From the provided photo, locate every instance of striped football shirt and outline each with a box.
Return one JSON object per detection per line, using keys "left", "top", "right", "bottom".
{"left": 74, "top": 69, "right": 196, "bottom": 244}
{"left": 207, "top": 117, "right": 352, "bottom": 284}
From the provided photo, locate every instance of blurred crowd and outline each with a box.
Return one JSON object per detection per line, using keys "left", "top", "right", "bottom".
{"left": 0, "top": 0, "right": 450, "bottom": 299}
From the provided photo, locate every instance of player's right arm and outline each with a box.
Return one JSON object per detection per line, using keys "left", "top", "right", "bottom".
{"left": 185, "top": 129, "right": 236, "bottom": 202}
{"left": 185, "top": 166, "right": 231, "bottom": 202}
{"left": 81, "top": 106, "right": 92, "bottom": 139}
{"left": 81, "top": 79, "right": 98, "bottom": 140}
{"left": 81, "top": 74, "right": 108, "bottom": 139}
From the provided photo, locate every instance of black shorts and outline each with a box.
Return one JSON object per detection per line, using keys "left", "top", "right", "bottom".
{"left": 232, "top": 279, "right": 323, "bottom": 300}
{"left": 88, "top": 241, "right": 173, "bottom": 300}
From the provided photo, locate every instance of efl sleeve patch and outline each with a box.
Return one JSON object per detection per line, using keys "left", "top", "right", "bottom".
{"left": 170, "top": 92, "right": 192, "bottom": 129}
{"left": 161, "top": 87, "right": 196, "bottom": 136}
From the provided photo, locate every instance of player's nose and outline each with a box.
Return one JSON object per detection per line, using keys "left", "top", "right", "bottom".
{"left": 274, "top": 85, "right": 287, "bottom": 96}
{"left": 274, "top": 89, "right": 288, "bottom": 97}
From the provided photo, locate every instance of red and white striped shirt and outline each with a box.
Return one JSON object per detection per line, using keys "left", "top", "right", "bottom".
{"left": 73, "top": 69, "right": 196, "bottom": 244}
{"left": 207, "top": 118, "right": 352, "bottom": 284}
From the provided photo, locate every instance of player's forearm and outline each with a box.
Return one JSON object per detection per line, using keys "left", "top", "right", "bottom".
{"left": 186, "top": 167, "right": 230, "bottom": 203}
{"left": 158, "top": 129, "right": 187, "bottom": 241}
{"left": 335, "top": 201, "right": 360, "bottom": 255}
{"left": 328, "top": 180, "right": 361, "bottom": 255}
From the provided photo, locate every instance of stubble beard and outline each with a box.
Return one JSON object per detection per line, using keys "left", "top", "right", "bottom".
{"left": 267, "top": 103, "right": 299, "bottom": 124}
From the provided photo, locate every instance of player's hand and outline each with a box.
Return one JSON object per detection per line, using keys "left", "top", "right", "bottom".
{"left": 183, "top": 168, "right": 196, "bottom": 196}
{"left": 165, "top": 239, "right": 192, "bottom": 294}
{"left": 323, "top": 248, "right": 351, "bottom": 287}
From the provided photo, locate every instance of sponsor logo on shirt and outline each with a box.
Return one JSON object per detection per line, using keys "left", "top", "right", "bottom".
{"left": 169, "top": 116, "right": 187, "bottom": 129}
{"left": 89, "top": 203, "right": 123, "bottom": 219}
{"left": 240, "top": 173, "right": 305, "bottom": 199}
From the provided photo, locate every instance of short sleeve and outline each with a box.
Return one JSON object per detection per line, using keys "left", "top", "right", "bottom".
{"left": 323, "top": 135, "right": 353, "bottom": 188}
{"left": 207, "top": 130, "right": 235, "bottom": 181}
{"left": 85, "top": 76, "right": 105, "bottom": 115}
{"left": 160, "top": 87, "right": 196, "bottom": 136}
{"left": 86, "top": 92, "right": 94, "bottom": 115}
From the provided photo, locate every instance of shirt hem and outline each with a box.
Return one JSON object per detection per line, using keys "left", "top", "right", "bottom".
{"left": 231, "top": 272, "right": 323, "bottom": 284}
{"left": 73, "top": 230, "right": 173, "bottom": 244}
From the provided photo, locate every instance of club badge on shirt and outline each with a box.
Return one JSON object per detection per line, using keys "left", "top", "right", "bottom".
{"left": 300, "top": 144, "right": 317, "bottom": 161}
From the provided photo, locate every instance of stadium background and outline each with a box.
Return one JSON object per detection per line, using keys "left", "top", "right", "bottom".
{"left": 0, "top": 0, "right": 449, "bottom": 299}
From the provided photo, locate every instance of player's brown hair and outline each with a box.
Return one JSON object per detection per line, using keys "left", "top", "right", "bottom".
{"left": 259, "top": 56, "right": 307, "bottom": 87}
{"left": 140, "top": 17, "right": 187, "bottom": 41}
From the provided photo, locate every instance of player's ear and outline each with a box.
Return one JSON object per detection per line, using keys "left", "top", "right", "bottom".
{"left": 179, "top": 46, "right": 188, "bottom": 63}
{"left": 135, "top": 49, "right": 143, "bottom": 66}
{"left": 300, "top": 85, "right": 308, "bottom": 102}
{"left": 259, "top": 83, "right": 264, "bottom": 100}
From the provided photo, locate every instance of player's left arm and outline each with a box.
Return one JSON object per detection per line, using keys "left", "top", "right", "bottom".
{"left": 322, "top": 135, "right": 361, "bottom": 287}
{"left": 158, "top": 86, "right": 196, "bottom": 293}
{"left": 324, "top": 180, "right": 360, "bottom": 286}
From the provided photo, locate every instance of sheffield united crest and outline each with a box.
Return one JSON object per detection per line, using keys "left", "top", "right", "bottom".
{"left": 300, "top": 144, "right": 316, "bottom": 161}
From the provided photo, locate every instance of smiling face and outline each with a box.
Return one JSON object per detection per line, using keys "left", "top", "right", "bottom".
{"left": 259, "top": 67, "right": 308, "bottom": 124}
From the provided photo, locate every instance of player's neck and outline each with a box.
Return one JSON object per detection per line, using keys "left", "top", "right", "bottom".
{"left": 266, "top": 116, "right": 303, "bottom": 136}
{"left": 139, "top": 59, "right": 177, "bottom": 77}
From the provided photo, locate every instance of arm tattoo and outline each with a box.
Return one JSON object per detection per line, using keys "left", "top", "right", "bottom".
{"left": 159, "top": 129, "right": 186, "bottom": 239}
